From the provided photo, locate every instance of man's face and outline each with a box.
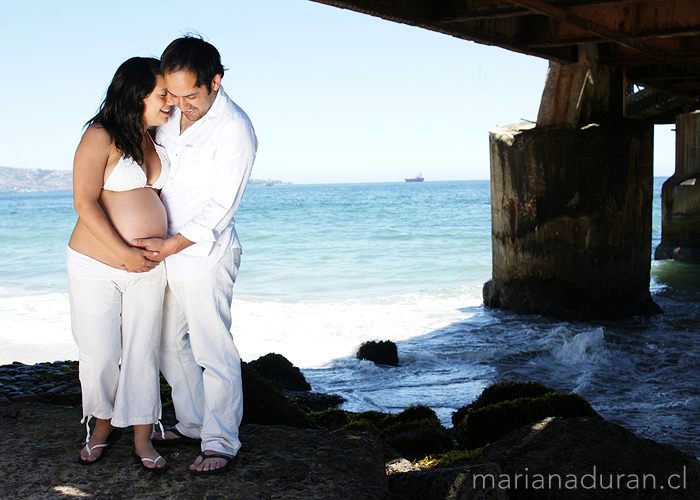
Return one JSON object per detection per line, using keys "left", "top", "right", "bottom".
{"left": 164, "top": 70, "right": 220, "bottom": 122}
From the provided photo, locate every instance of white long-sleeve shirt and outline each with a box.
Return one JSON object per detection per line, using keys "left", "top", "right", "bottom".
{"left": 156, "top": 86, "right": 258, "bottom": 280}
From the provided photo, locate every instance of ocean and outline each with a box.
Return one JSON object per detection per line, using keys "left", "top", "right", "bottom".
{"left": 1, "top": 179, "right": 699, "bottom": 459}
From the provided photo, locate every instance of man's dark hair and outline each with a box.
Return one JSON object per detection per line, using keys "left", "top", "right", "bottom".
{"left": 161, "top": 35, "right": 225, "bottom": 93}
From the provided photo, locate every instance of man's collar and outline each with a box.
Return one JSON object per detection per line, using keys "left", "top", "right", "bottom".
{"left": 202, "top": 84, "right": 226, "bottom": 122}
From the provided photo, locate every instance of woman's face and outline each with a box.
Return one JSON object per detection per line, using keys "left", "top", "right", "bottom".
{"left": 142, "top": 76, "right": 171, "bottom": 128}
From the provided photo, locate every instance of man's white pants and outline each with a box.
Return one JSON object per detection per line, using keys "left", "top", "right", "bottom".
{"left": 160, "top": 248, "right": 243, "bottom": 456}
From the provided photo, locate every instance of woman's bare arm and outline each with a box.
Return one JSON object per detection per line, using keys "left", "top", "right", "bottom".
{"left": 72, "top": 125, "right": 157, "bottom": 272}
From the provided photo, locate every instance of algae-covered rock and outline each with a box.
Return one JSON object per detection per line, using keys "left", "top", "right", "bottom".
{"left": 381, "top": 418, "right": 454, "bottom": 461}
{"left": 241, "top": 361, "right": 316, "bottom": 429}
{"left": 456, "top": 390, "right": 600, "bottom": 449}
{"left": 311, "top": 405, "right": 453, "bottom": 461}
{"left": 479, "top": 416, "right": 700, "bottom": 499}
{"left": 452, "top": 380, "right": 556, "bottom": 427}
{"left": 357, "top": 340, "right": 399, "bottom": 366}
{"left": 287, "top": 390, "right": 345, "bottom": 412}
{"left": 248, "top": 352, "right": 312, "bottom": 392}
{"left": 389, "top": 462, "right": 508, "bottom": 500}
{"left": 309, "top": 407, "right": 351, "bottom": 430}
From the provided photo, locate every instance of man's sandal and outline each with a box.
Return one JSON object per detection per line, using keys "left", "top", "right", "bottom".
{"left": 78, "top": 428, "right": 122, "bottom": 465}
{"left": 152, "top": 427, "right": 200, "bottom": 445}
{"left": 189, "top": 453, "right": 234, "bottom": 476}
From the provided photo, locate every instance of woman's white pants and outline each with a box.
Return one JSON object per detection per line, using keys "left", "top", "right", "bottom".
{"left": 67, "top": 248, "right": 166, "bottom": 428}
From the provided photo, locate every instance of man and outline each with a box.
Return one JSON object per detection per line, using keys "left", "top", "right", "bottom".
{"left": 133, "top": 35, "right": 257, "bottom": 475}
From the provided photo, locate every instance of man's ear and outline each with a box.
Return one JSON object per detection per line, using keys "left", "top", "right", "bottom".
{"left": 212, "top": 74, "right": 222, "bottom": 92}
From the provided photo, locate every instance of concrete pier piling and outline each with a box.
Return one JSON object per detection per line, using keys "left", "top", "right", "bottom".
{"left": 655, "top": 110, "right": 700, "bottom": 263}
{"left": 484, "top": 121, "right": 660, "bottom": 320}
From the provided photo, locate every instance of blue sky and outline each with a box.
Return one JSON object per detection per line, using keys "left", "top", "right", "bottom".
{"left": 2, "top": 0, "right": 675, "bottom": 184}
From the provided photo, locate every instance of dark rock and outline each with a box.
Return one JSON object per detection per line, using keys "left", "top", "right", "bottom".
{"left": 309, "top": 407, "right": 351, "bottom": 430}
{"left": 287, "top": 391, "right": 345, "bottom": 412}
{"left": 50, "top": 386, "right": 82, "bottom": 406}
{"left": 248, "top": 353, "right": 312, "bottom": 392}
{"left": 311, "top": 405, "right": 453, "bottom": 461}
{"left": 357, "top": 340, "right": 399, "bottom": 366}
{"left": 241, "top": 362, "right": 316, "bottom": 429}
{"left": 453, "top": 381, "right": 600, "bottom": 449}
{"left": 483, "top": 279, "right": 500, "bottom": 308}
{"left": 46, "top": 382, "right": 75, "bottom": 396}
{"left": 381, "top": 418, "right": 454, "bottom": 461}
{"left": 12, "top": 392, "right": 41, "bottom": 403}
{"left": 389, "top": 462, "right": 508, "bottom": 500}
{"left": 479, "top": 416, "right": 700, "bottom": 499}
{"left": 456, "top": 391, "right": 599, "bottom": 449}
{"left": 378, "top": 406, "right": 453, "bottom": 460}
{"left": 452, "top": 380, "right": 559, "bottom": 427}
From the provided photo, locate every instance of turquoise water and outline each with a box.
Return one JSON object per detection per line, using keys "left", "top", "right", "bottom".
{"left": 235, "top": 180, "right": 492, "bottom": 300}
{"left": 1, "top": 179, "right": 699, "bottom": 459}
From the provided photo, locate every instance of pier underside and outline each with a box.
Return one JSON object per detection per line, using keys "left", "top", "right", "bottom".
{"left": 312, "top": 0, "right": 700, "bottom": 319}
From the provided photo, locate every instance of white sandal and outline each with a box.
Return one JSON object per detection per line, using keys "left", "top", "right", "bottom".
{"left": 77, "top": 427, "right": 122, "bottom": 465}
{"left": 139, "top": 455, "right": 168, "bottom": 474}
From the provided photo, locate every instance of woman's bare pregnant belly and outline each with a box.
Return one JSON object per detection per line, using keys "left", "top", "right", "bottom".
{"left": 69, "top": 188, "right": 168, "bottom": 269}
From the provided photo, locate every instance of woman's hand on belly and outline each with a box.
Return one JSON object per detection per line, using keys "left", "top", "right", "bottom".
{"left": 121, "top": 246, "right": 161, "bottom": 273}
{"left": 130, "top": 233, "right": 195, "bottom": 264}
{"left": 70, "top": 188, "right": 168, "bottom": 270}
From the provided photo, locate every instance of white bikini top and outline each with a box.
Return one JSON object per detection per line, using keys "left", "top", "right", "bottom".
{"left": 103, "top": 139, "right": 170, "bottom": 192}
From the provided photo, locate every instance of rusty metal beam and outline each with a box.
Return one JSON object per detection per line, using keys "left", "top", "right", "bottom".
{"left": 437, "top": 0, "right": 682, "bottom": 23}
{"left": 526, "top": 29, "right": 700, "bottom": 50}
{"left": 506, "top": 0, "right": 700, "bottom": 76}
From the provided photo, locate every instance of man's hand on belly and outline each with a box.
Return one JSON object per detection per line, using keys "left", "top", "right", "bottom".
{"left": 132, "top": 233, "right": 195, "bottom": 262}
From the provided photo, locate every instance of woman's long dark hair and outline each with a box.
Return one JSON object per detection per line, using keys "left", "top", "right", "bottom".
{"left": 86, "top": 57, "right": 162, "bottom": 165}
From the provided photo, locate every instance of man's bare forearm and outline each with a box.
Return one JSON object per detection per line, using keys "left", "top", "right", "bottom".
{"left": 131, "top": 233, "right": 195, "bottom": 262}
{"left": 167, "top": 233, "right": 196, "bottom": 256}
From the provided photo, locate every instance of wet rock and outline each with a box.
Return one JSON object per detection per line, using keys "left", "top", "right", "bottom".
{"left": 479, "top": 416, "right": 700, "bottom": 499}
{"left": 241, "top": 362, "right": 315, "bottom": 429}
{"left": 357, "top": 340, "right": 399, "bottom": 366}
{"left": 382, "top": 418, "right": 454, "bottom": 461}
{"left": 452, "top": 380, "right": 557, "bottom": 427}
{"left": 389, "top": 462, "right": 507, "bottom": 500}
{"left": 453, "top": 381, "right": 600, "bottom": 448}
{"left": 287, "top": 390, "right": 345, "bottom": 412}
{"left": 311, "top": 405, "right": 453, "bottom": 461}
{"left": 248, "top": 353, "right": 311, "bottom": 392}
{"left": 0, "top": 361, "right": 80, "bottom": 406}
{"left": 12, "top": 391, "right": 41, "bottom": 403}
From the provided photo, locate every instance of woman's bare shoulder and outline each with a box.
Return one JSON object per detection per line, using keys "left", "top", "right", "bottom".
{"left": 81, "top": 123, "right": 112, "bottom": 144}
{"left": 76, "top": 123, "right": 116, "bottom": 159}
{"left": 74, "top": 123, "right": 119, "bottom": 174}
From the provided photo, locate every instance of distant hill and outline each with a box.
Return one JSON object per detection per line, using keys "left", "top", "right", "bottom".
{"left": 0, "top": 166, "right": 73, "bottom": 193}
{"left": 0, "top": 166, "right": 290, "bottom": 193}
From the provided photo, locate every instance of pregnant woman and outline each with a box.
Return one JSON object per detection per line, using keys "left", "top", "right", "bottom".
{"left": 67, "top": 57, "right": 171, "bottom": 472}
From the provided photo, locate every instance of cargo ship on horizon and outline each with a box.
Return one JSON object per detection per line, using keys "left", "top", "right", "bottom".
{"left": 405, "top": 173, "right": 424, "bottom": 182}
